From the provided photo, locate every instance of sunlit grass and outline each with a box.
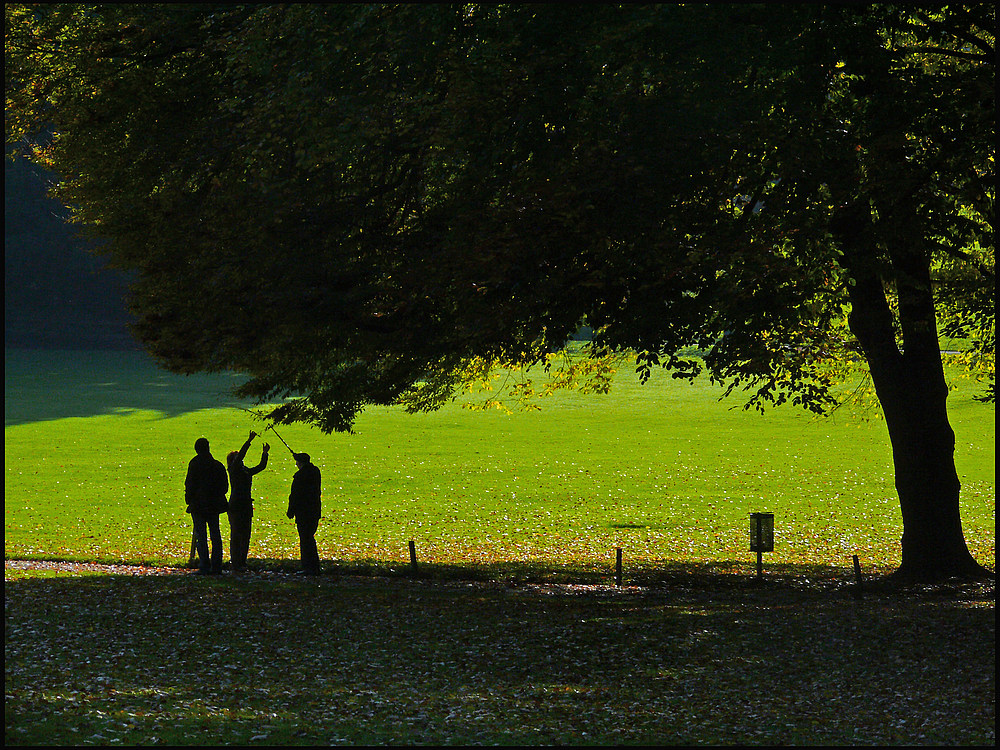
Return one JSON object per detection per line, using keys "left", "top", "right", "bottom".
{"left": 4, "top": 349, "right": 994, "bottom": 578}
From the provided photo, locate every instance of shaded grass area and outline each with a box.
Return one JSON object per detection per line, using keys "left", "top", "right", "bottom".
{"left": 3, "top": 349, "right": 251, "bottom": 426}
{"left": 5, "top": 569, "right": 994, "bottom": 746}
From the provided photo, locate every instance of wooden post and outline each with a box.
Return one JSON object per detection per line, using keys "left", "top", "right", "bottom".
{"left": 188, "top": 530, "right": 198, "bottom": 568}
{"left": 408, "top": 540, "right": 418, "bottom": 574}
{"left": 852, "top": 554, "right": 864, "bottom": 599}
{"left": 615, "top": 547, "right": 623, "bottom": 586}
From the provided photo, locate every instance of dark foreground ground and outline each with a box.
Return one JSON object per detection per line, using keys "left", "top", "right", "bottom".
{"left": 5, "top": 560, "right": 995, "bottom": 746}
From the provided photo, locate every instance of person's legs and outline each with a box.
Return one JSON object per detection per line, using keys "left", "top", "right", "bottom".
{"left": 207, "top": 514, "right": 223, "bottom": 573}
{"left": 228, "top": 512, "right": 239, "bottom": 568}
{"left": 229, "top": 512, "right": 251, "bottom": 570}
{"left": 296, "top": 518, "right": 320, "bottom": 574}
{"left": 192, "top": 515, "right": 210, "bottom": 573}
{"left": 243, "top": 514, "right": 253, "bottom": 567}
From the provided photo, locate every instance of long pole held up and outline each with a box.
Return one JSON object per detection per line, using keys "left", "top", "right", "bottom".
{"left": 238, "top": 406, "right": 296, "bottom": 456}
{"left": 266, "top": 424, "right": 295, "bottom": 456}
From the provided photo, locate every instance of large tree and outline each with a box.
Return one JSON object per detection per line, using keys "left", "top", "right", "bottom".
{"left": 6, "top": 3, "right": 994, "bottom": 580}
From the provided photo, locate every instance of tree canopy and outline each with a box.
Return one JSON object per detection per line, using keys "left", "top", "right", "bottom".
{"left": 5, "top": 3, "right": 994, "bottom": 579}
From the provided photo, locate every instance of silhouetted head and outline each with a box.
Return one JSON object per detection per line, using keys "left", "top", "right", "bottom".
{"left": 227, "top": 451, "right": 239, "bottom": 465}
{"left": 194, "top": 437, "right": 210, "bottom": 455}
{"left": 293, "top": 452, "right": 310, "bottom": 466}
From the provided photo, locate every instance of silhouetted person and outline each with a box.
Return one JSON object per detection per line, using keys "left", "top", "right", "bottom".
{"left": 184, "top": 437, "right": 229, "bottom": 574}
{"left": 227, "top": 431, "right": 269, "bottom": 573}
{"left": 286, "top": 452, "right": 321, "bottom": 575}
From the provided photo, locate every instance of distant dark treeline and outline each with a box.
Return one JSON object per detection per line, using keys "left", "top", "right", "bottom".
{"left": 4, "top": 147, "right": 136, "bottom": 350}
{"left": 4, "top": 149, "right": 592, "bottom": 353}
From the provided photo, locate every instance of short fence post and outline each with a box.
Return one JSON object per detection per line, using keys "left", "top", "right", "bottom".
{"left": 615, "top": 547, "right": 623, "bottom": 586}
{"left": 852, "top": 554, "right": 864, "bottom": 599}
{"left": 408, "top": 540, "right": 418, "bottom": 574}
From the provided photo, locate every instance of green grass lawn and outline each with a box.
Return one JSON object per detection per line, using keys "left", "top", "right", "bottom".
{"left": 4, "top": 349, "right": 995, "bottom": 746}
{"left": 4, "top": 348, "right": 995, "bottom": 577}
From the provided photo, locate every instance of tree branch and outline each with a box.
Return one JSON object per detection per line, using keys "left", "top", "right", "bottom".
{"left": 910, "top": 10, "right": 996, "bottom": 58}
{"left": 930, "top": 241, "right": 996, "bottom": 282}
{"left": 891, "top": 45, "right": 991, "bottom": 64}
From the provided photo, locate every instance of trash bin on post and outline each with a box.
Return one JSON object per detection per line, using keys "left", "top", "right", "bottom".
{"left": 749, "top": 512, "right": 774, "bottom": 579}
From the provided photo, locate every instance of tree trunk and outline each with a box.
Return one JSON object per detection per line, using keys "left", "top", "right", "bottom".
{"left": 869, "top": 346, "right": 986, "bottom": 581}
{"left": 836, "top": 205, "right": 992, "bottom": 582}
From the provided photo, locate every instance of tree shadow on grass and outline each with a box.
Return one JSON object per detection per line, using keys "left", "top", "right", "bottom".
{"left": 4, "top": 348, "right": 253, "bottom": 426}
{"left": 4, "top": 563, "right": 995, "bottom": 746}
{"left": 309, "top": 557, "right": 996, "bottom": 602}
{"left": 10, "top": 555, "right": 992, "bottom": 602}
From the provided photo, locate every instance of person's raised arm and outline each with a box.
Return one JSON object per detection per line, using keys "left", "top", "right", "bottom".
{"left": 247, "top": 442, "right": 269, "bottom": 476}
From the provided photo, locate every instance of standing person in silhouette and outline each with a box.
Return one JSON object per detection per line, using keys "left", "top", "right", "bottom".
{"left": 184, "top": 437, "right": 229, "bottom": 574}
{"left": 226, "top": 431, "right": 270, "bottom": 573}
{"left": 286, "top": 452, "right": 322, "bottom": 575}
